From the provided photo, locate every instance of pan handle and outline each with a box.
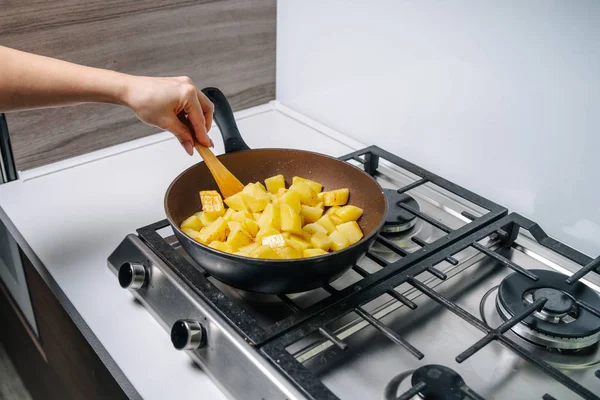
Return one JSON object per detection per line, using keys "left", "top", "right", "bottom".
{"left": 201, "top": 87, "right": 250, "bottom": 154}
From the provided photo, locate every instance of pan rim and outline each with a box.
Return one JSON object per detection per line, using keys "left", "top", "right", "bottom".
{"left": 164, "top": 148, "right": 388, "bottom": 265}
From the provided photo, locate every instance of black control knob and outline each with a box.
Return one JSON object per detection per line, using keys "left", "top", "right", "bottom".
{"left": 171, "top": 319, "right": 206, "bottom": 350}
{"left": 118, "top": 262, "right": 147, "bottom": 289}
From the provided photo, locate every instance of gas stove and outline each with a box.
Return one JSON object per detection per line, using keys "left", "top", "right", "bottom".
{"left": 107, "top": 146, "right": 600, "bottom": 399}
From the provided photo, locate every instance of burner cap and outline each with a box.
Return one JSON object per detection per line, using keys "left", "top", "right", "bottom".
{"left": 497, "top": 269, "right": 600, "bottom": 350}
{"left": 382, "top": 189, "right": 419, "bottom": 233}
{"left": 411, "top": 365, "right": 465, "bottom": 400}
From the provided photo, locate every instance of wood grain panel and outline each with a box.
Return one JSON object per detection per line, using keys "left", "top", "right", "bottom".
{"left": 1, "top": 0, "right": 276, "bottom": 170}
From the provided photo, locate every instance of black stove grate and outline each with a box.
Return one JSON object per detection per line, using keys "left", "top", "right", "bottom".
{"left": 259, "top": 213, "right": 600, "bottom": 400}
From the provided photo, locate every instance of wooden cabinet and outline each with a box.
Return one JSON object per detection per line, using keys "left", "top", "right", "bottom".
{"left": 0, "top": 247, "right": 132, "bottom": 400}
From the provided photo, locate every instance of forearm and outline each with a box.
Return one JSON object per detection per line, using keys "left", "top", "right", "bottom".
{"left": 0, "top": 45, "right": 129, "bottom": 112}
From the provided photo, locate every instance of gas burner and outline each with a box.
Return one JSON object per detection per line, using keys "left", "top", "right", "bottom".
{"left": 381, "top": 189, "right": 419, "bottom": 233}
{"left": 384, "top": 364, "right": 480, "bottom": 400}
{"left": 496, "top": 269, "right": 600, "bottom": 350}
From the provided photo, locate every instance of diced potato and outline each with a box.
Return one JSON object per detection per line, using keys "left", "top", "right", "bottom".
{"left": 289, "top": 182, "right": 318, "bottom": 206}
{"left": 239, "top": 242, "right": 260, "bottom": 254}
{"left": 256, "top": 227, "right": 281, "bottom": 242}
{"left": 316, "top": 214, "right": 337, "bottom": 234}
{"left": 182, "top": 227, "right": 201, "bottom": 238}
{"left": 322, "top": 189, "right": 350, "bottom": 206}
{"left": 254, "top": 181, "right": 267, "bottom": 192}
{"left": 264, "top": 174, "right": 285, "bottom": 194}
{"left": 250, "top": 245, "right": 280, "bottom": 259}
{"left": 285, "top": 235, "right": 311, "bottom": 252}
{"left": 223, "top": 208, "right": 235, "bottom": 221}
{"left": 317, "top": 192, "right": 324, "bottom": 201}
{"left": 234, "top": 251, "right": 249, "bottom": 257}
{"left": 198, "top": 217, "right": 229, "bottom": 243}
{"left": 262, "top": 233, "right": 287, "bottom": 248}
{"left": 231, "top": 210, "right": 253, "bottom": 223}
{"left": 238, "top": 192, "right": 268, "bottom": 213}
{"left": 280, "top": 204, "right": 302, "bottom": 234}
{"left": 336, "top": 205, "right": 364, "bottom": 222}
{"left": 275, "top": 247, "right": 302, "bottom": 259}
{"left": 315, "top": 202, "right": 324, "bottom": 211}
{"left": 310, "top": 232, "right": 332, "bottom": 251}
{"left": 209, "top": 241, "right": 234, "bottom": 253}
{"left": 303, "top": 222, "right": 328, "bottom": 235}
{"left": 292, "top": 176, "right": 322, "bottom": 193}
{"left": 227, "top": 226, "right": 252, "bottom": 250}
{"left": 276, "top": 187, "right": 288, "bottom": 196}
{"left": 336, "top": 221, "right": 364, "bottom": 245}
{"left": 303, "top": 248, "right": 328, "bottom": 258}
{"left": 298, "top": 229, "right": 313, "bottom": 242}
{"left": 243, "top": 219, "right": 259, "bottom": 238}
{"left": 224, "top": 193, "right": 247, "bottom": 211}
{"left": 195, "top": 211, "right": 216, "bottom": 227}
{"left": 257, "top": 204, "right": 281, "bottom": 231}
{"left": 181, "top": 215, "right": 203, "bottom": 231}
{"left": 329, "top": 230, "right": 350, "bottom": 251}
{"left": 279, "top": 190, "right": 302, "bottom": 214}
{"left": 199, "top": 190, "right": 226, "bottom": 219}
{"left": 325, "top": 206, "right": 341, "bottom": 216}
{"left": 300, "top": 205, "right": 323, "bottom": 224}
{"left": 253, "top": 212, "right": 262, "bottom": 221}
{"left": 329, "top": 213, "right": 344, "bottom": 226}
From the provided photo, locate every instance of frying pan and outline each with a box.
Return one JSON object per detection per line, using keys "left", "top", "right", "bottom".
{"left": 165, "top": 88, "right": 387, "bottom": 294}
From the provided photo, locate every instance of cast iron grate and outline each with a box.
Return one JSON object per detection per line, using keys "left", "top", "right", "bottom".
{"left": 259, "top": 213, "right": 600, "bottom": 400}
{"left": 137, "top": 146, "right": 507, "bottom": 346}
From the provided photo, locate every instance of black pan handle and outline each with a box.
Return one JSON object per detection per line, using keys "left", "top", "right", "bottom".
{"left": 201, "top": 87, "right": 250, "bottom": 154}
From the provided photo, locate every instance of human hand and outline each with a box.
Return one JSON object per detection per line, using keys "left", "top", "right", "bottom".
{"left": 121, "top": 75, "right": 214, "bottom": 155}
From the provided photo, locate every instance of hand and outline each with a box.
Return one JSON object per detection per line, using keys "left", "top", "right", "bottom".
{"left": 121, "top": 75, "right": 214, "bottom": 155}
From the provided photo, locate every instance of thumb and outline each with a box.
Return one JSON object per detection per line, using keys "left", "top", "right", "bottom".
{"left": 166, "top": 117, "right": 195, "bottom": 156}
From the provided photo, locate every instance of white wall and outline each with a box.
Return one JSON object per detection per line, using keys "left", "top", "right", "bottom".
{"left": 277, "top": 1, "right": 600, "bottom": 257}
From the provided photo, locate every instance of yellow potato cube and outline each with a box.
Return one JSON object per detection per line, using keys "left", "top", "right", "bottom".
{"left": 303, "top": 222, "right": 328, "bottom": 235}
{"left": 182, "top": 227, "right": 201, "bottom": 239}
{"left": 285, "top": 235, "right": 311, "bottom": 252}
{"left": 310, "top": 232, "right": 332, "bottom": 251}
{"left": 223, "top": 208, "right": 235, "bottom": 221}
{"left": 234, "top": 251, "right": 250, "bottom": 257}
{"left": 292, "top": 176, "right": 323, "bottom": 193}
{"left": 257, "top": 204, "right": 281, "bottom": 231}
{"left": 240, "top": 192, "right": 268, "bottom": 213}
{"left": 253, "top": 212, "right": 262, "bottom": 221}
{"left": 336, "top": 221, "right": 364, "bottom": 245}
{"left": 199, "top": 190, "right": 226, "bottom": 219}
{"left": 276, "top": 187, "right": 288, "bottom": 196}
{"left": 239, "top": 242, "right": 260, "bottom": 254}
{"left": 303, "top": 248, "right": 328, "bottom": 258}
{"left": 224, "top": 193, "right": 248, "bottom": 211}
{"left": 254, "top": 181, "right": 267, "bottom": 192}
{"left": 250, "top": 245, "right": 280, "bottom": 259}
{"left": 289, "top": 182, "right": 318, "bottom": 206}
{"left": 336, "top": 205, "right": 364, "bottom": 222}
{"left": 316, "top": 214, "right": 337, "bottom": 234}
{"left": 181, "top": 215, "right": 203, "bottom": 231}
{"left": 261, "top": 233, "right": 287, "bottom": 248}
{"left": 198, "top": 217, "right": 229, "bottom": 244}
{"left": 275, "top": 247, "right": 302, "bottom": 259}
{"left": 325, "top": 206, "right": 341, "bottom": 216}
{"left": 279, "top": 190, "right": 302, "bottom": 214}
{"left": 322, "top": 189, "right": 350, "bottom": 206}
{"left": 256, "top": 227, "right": 281, "bottom": 242}
{"left": 329, "top": 230, "right": 350, "bottom": 251}
{"left": 329, "top": 213, "right": 344, "bottom": 226}
{"left": 315, "top": 202, "right": 324, "bottom": 210}
{"left": 243, "top": 219, "right": 259, "bottom": 238}
{"left": 280, "top": 204, "right": 303, "bottom": 234}
{"left": 300, "top": 205, "right": 323, "bottom": 224}
{"left": 227, "top": 226, "right": 252, "bottom": 250}
{"left": 231, "top": 210, "right": 253, "bottom": 223}
{"left": 264, "top": 174, "right": 286, "bottom": 194}
{"left": 209, "top": 241, "right": 234, "bottom": 253}
{"left": 195, "top": 211, "right": 216, "bottom": 227}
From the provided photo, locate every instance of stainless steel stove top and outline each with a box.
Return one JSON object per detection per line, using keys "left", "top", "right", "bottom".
{"left": 107, "top": 147, "right": 600, "bottom": 399}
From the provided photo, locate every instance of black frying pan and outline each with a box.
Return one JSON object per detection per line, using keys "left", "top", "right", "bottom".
{"left": 164, "top": 88, "right": 387, "bottom": 294}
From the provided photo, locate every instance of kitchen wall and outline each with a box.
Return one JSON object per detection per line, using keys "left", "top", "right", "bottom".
{"left": 2, "top": 0, "right": 276, "bottom": 171}
{"left": 276, "top": 1, "right": 600, "bottom": 257}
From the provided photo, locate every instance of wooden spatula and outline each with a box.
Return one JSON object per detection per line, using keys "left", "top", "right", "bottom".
{"left": 178, "top": 112, "right": 245, "bottom": 198}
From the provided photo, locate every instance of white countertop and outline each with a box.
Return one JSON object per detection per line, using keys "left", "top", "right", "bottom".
{"left": 0, "top": 102, "right": 364, "bottom": 400}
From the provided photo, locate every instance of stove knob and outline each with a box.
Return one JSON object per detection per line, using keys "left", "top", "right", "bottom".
{"left": 171, "top": 319, "right": 206, "bottom": 350}
{"left": 118, "top": 262, "right": 147, "bottom": 289}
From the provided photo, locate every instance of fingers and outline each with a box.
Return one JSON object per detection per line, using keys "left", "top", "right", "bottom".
{"left": 184, "top": 94, "right": 212, "bottom": 148}
{"left": 196, "top": 88, "right": 214, "bottom": 133}
{"left": 166, "top": 117, "right": 195, "bottom": 156}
